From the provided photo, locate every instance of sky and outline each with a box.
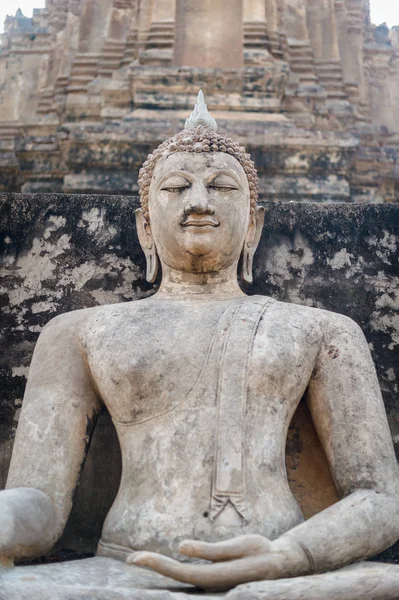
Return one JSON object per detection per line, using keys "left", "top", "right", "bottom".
{"left": 0, "top": 0, "right": 399, "bottom": 34}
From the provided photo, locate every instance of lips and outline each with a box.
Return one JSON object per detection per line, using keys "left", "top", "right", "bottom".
{"left": 181, "top": 218, "right": 219, "bottom": 228}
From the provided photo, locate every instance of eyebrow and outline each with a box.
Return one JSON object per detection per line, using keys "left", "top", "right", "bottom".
{"left": 205, "top": 169, "right": 242, "bottom": 186}
{"left": 158, "top": 171, "right": 194, "bottom": 187}
{"left": 158, "top": 168, "right": 243, "bottom": 188}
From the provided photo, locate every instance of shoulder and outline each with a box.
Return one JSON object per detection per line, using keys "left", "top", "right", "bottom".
{"left": 250, "top": 294, "right": 323, "bottom": 326}
{"left": 39, "top": 300, "right": 145, "bottom": 340}
{"left": 41, "top": 305, "right": 103, "bottom": 335}
{"left": 250, "top": 295, "right": 364, "bottom": 340}
{"left": 311, "top": 306, "right": 365, "bottom": 343}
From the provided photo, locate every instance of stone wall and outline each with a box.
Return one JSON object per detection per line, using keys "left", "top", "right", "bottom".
{"left": 0, "top": 193, "right": 398, "bottom": 562}
{"left": 0, "top": 1, "right": 399, "bottom": 203}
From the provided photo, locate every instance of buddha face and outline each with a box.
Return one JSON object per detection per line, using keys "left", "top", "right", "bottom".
{"left": 146, "top": 152, "right": 252, "bottom": 274}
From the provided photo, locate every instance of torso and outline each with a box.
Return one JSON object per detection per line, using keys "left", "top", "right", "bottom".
{"left": 79, "top": 295, "right": 324, "bottom": 560}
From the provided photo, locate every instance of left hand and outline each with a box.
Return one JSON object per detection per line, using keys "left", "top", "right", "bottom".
{"left": 127, "top": 534, "right": 310, "bottom": 591}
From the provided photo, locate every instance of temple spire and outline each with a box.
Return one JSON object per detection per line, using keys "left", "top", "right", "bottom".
{"left": 184, "top": 91, "right": 218, "bottom": 132}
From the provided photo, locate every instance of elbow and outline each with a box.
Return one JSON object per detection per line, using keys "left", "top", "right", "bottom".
{"left": 384, "top": 490, "right": 399, "bottom": 541}
{"left": 364, "top": 488, "right": 399, "bottom": 543}
{"left": 375, "top": 488, "right": 399, "bottom": 550}
{"left": 348, "top": 488, "right": 399, "bottom": 555}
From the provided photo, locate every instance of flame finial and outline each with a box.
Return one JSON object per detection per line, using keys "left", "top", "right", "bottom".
{"left": 184, "top": 90, "right": 217, "bottom": 132}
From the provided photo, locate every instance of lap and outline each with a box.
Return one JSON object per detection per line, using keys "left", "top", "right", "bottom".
{"left": 1, "top": 557, "right": 398, "bottom": 600}
{"left": 0, "top": 557, "right": 196, "bottom": 600}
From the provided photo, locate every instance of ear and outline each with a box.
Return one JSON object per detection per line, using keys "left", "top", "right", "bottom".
{"left": 241, "top": 206, "right": 265, "bottom": 284}
{"left": 135, "top": 208, "right": 159, "bottom": 283}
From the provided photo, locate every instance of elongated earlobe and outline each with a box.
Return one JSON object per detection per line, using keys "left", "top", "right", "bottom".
{"left": 242, "top": 243, "right": 254, "bottom": 284}
{"left": 135, "top": 208, "right": 159, "bottom": 284}
{"left": 146, "top": 246, "right": 159, "bottom": 283}
{"left": 242, "top": 241, "right": 255, "bottom": 284}
{"left": 241, "top": 207, "right": 265, "bottom": 284}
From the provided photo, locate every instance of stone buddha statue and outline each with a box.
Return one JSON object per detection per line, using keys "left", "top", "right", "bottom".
{"left": 1, "top": 92, "right": 399, "bottom": 600}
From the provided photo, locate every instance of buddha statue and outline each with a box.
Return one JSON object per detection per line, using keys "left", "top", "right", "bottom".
{"left": 1, "top": 92, "right": 399, "bottom": 600}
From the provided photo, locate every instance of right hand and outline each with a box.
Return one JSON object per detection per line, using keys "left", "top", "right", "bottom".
{"left": 0, "top": 488, "right": 58, "bottom": 565}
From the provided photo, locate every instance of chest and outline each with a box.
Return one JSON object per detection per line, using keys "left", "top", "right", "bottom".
{"left": 83, "top": 300, "right": 320, "bottom": 424}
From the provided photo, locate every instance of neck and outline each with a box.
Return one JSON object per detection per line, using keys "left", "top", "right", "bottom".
{"left": 157, "top": 262, "right": 244, "bottom": 298}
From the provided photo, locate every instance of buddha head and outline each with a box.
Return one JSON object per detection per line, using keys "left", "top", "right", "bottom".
{"left": 135, "top": 91, "right": 264, "bottom": 285}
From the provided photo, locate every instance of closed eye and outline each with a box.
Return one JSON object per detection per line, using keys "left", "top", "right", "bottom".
{"left": 208, "top": 185, "right": 238, "bottom": 191}
{"left": 161, "top": 186, "right": 190, "bottom": 193}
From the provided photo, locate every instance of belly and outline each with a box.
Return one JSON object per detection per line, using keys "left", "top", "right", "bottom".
{"left": 98, "top": 396, "right": 305, "bottom": 561}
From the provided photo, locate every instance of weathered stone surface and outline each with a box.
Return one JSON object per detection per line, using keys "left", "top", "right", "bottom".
{"left": 1, "top": 105, "right": 399, "bottom": 593}
{"left": 0, "top": 558, "right": 211, "bottom": 600}
{"left": 0, "top": 194, "right": 398, "bottom": 567}
{"left": 0, "top": 1, "right": 398, "bottom": 202}
{"left": 1, "top": 558, "right": 399, "bottom": 600}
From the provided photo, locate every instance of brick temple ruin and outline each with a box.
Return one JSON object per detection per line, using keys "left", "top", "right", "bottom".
{"left": 0, "top": 0, "right": 398, "bottom": 203}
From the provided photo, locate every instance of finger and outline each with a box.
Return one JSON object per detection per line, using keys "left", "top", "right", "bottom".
{"left": 179, "top": 535, "right": 272, "bottom": 562}
{"left": 127, "top": 551, "right": 188, "bottom": 579}
{"left": 128, "top": 552, "right": 275, "bottom": 590}
{"left": 128, "top": 551, "right": 209, "bottom": 585}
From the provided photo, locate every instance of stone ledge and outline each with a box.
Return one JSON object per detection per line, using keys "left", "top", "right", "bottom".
{"left": 1, "top": 558, "right": 399, "bottom": 600}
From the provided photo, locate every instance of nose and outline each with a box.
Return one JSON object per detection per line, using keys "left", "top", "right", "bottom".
{"left": 184, "top": 182, "right": 215, "bottom": 215}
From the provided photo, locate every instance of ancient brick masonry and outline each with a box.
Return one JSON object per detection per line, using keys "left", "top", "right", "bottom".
{"left": 0, "top": 0, "right": 398, "bottom": 202}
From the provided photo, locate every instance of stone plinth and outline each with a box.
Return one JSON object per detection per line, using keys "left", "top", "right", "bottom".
{"left": 1, "top": 558, "right": 399, "bottom": 600}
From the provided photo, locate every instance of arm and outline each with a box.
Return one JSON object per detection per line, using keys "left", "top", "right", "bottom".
{"left": 277, "top": 313, "right": 399, "bottom": 571}
{"left": 1, "top": 312, "right": 101, "bottom": 563}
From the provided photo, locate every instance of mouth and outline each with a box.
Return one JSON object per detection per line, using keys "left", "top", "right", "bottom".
{"left": 181, "top": 218, "right": 220, "bottom": 228}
